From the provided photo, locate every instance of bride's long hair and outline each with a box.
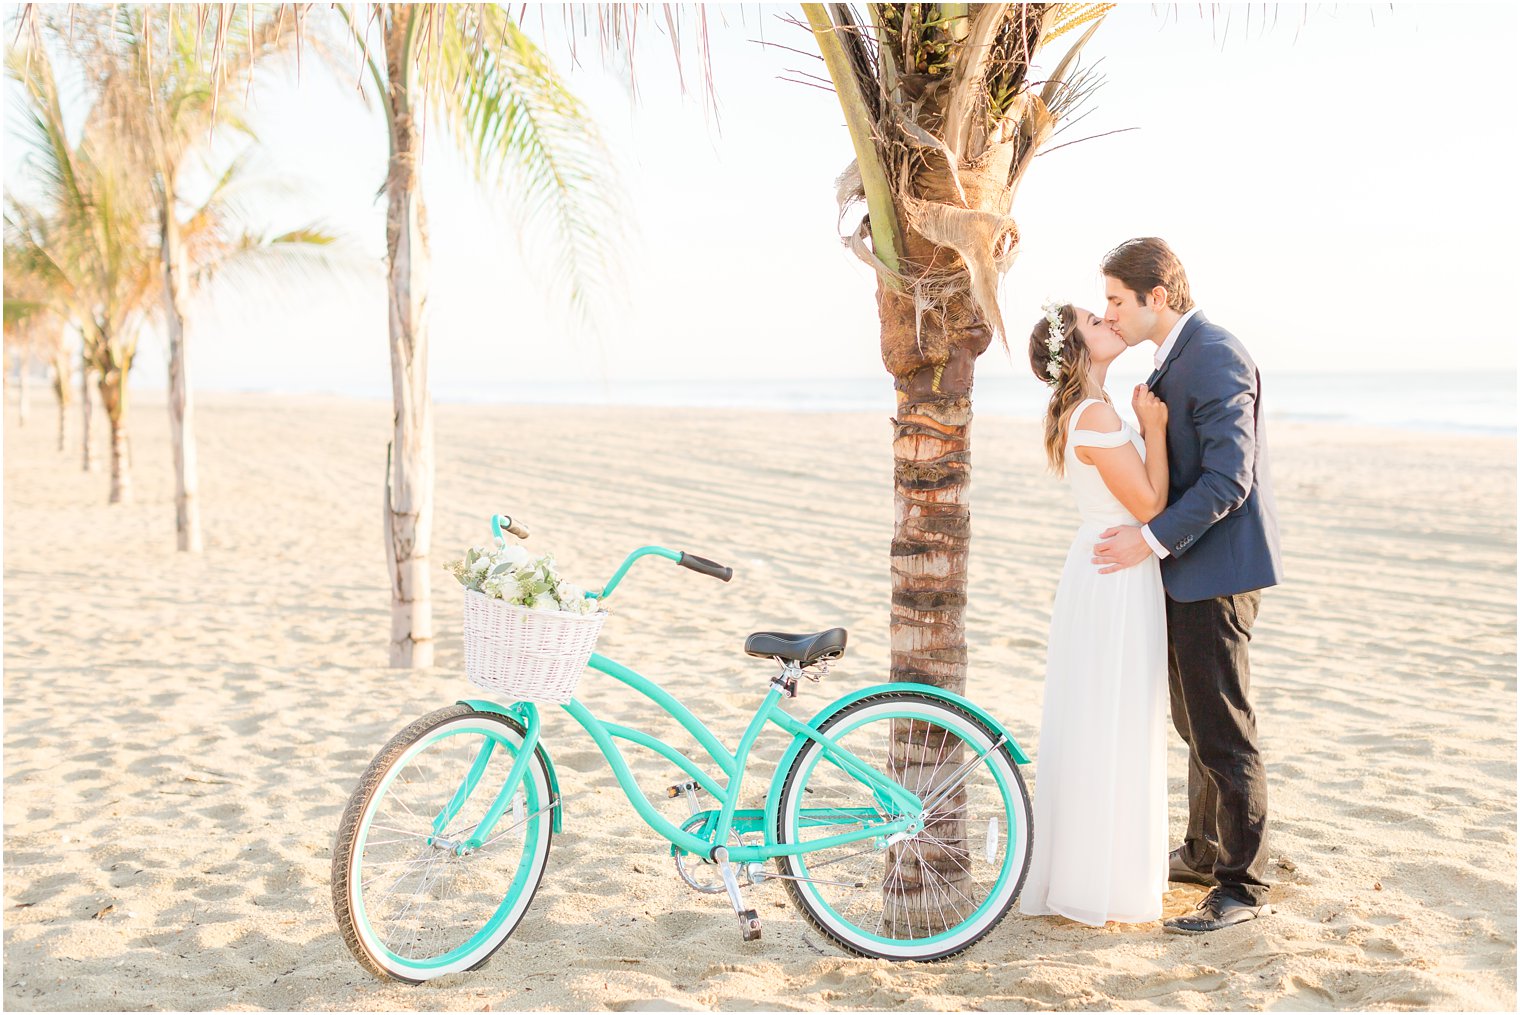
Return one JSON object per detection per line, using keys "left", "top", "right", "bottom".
{"left": 1028, "top": 304, "right": 1094, "bottom": 477}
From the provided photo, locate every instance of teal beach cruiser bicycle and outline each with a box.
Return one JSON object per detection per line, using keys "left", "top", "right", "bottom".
{"left": 332, "top": 514, "right": 1034, "bottom": 982}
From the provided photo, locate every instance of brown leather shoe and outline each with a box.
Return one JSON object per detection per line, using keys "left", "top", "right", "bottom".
{"left": 1168, "top": 847, "right": 1217, "bottom": 887}
{"left": 1163, "top": 888, "right": 1271, "bottom": 934}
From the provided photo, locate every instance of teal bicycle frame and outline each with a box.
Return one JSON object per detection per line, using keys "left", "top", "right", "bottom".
{"left": 435, "top": 543, "right": 963, "bottom": 863}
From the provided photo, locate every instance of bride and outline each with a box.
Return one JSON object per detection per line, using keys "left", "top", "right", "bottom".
{"left": 1017, "top": 301, "right": 1171, "bottom": 926}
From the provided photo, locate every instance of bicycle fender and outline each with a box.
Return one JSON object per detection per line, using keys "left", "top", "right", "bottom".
{"left": 762, "top": 682, "right": 1030, "bottom": 837}
{"left": 457, "top": 699, "right": 564, "bottom": 833}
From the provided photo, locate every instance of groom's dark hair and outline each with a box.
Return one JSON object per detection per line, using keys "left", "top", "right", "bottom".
{"left": 1101, "top": 238, "right": 1195, "bottom": 314}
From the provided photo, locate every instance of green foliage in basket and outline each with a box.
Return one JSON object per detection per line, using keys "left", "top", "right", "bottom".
{"left": 445, "top": 542, "right": 601, "bottom": 615}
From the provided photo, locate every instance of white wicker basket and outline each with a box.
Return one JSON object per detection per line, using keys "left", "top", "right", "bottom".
{"left": 462, "top": 589, "right": 607, "bottom": 703}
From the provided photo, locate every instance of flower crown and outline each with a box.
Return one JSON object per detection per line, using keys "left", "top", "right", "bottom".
{"left": 1040, "top": 300, "right": 1066, "bottom": 388}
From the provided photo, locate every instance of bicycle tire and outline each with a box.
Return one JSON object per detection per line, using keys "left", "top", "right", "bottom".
{"left": 773, "top": 691, "right": 1032, "bottom": 961}
{"left": 331, "top": 704, "right": 554, "bottom": 982}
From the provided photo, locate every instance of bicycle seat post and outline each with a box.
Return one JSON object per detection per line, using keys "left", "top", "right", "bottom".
{"left": 770, "top": 658, "right": 803, "bottom": 698}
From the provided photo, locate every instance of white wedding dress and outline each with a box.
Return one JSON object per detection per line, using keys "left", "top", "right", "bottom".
{"left": 1018, "top": 397, "right": 1169, "bottom": 926}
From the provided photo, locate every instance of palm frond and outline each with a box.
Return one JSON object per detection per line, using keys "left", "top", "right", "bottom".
{"left": 191, "top": 220, "right": 369, "bottom": 297}
{"left": 6, "top": 47, "right": 90, "bottom": 243}
{"left": 431, "top": 5, "right": 627, "bottom": 330}
{"left": 7, "top": 29, "right": 159, "bottom": 369}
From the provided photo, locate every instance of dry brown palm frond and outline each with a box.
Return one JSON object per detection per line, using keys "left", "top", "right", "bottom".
{"left": 805, "top": 3, "right": 1117, "bottom": 350}
{"left": 942, "top": 3, "right": 1011, "bottom": 157}
{"left": 901, "top": 195, "right": 1019, "bottom": 347}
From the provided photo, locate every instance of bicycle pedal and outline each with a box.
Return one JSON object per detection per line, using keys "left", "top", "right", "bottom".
{"left": 738, "top": 908, "right": 761, "bottom": 942}
{"left": 668, "top": 780, "right": 704, "bottom": 818}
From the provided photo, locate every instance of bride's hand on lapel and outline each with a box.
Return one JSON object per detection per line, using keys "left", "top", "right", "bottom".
{"left": 1133, "top": 385, "right": 1167, "bottom": 436}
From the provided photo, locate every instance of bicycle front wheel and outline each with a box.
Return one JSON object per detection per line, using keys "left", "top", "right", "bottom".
{"left": 332, "top": 705, "right": 554, "bottom": 982}
{"left": 774, "top": 691, "right": 1031, "bottom": 961}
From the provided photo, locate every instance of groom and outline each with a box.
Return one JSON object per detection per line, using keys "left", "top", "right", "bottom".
{"left": 1090, "top": 238, "right": 1283, "bottom": 934}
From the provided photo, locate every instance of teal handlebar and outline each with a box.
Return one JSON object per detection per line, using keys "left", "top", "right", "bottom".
{"left": 485, "top": 516, "right": 729, "bottom": 600}
{"left": 598, "top": 546, "right": 682, "bottom": 599}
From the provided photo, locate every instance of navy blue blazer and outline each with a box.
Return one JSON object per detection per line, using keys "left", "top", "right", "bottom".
{"left": 1145, "top": 312, "right": 1283, "bottom": 602}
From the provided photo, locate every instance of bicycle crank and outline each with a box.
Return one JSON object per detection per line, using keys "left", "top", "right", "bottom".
{"left": 712, "top": 846, "right": 761, "bottom": 942}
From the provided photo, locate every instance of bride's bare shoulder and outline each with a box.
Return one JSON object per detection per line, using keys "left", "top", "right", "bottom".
{"left": 1074, "top": 401, "right": 1122, "bottom": 433}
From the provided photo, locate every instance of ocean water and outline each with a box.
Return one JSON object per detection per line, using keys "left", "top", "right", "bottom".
{"left": 431, "top": 371, "right": 1516, "bottom": 436}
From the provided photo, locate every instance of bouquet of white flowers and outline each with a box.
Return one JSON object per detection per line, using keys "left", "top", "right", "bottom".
{"left": 447, "top": 539, "right": 606, "bottom": 703}
{"left": 445, "top": 543, "right": 601, "bottom": 616}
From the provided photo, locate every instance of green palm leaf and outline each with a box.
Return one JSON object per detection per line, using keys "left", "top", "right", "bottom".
{"left": 430, "top": 5, "right": 626, "bottom": 330}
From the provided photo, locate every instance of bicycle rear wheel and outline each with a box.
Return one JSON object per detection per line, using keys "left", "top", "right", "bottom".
{"left": 332, "top": 705, "right": 554, "bottom": 982}
{"left": 774, "top": 691, "right": 1031, "bottom": 961}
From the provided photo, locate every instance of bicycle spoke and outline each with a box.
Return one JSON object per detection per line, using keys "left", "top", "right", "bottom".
{"left": 416, "top": 752, "right": 443, "bottom": 825}
{"left": 915, "top": 844, "right": 980, "bottom": 911}
{"left": 801, "top": 843, "right": 881, "bottom": 873}
{"left": 918, "top": 723, "right": 957, "bottom": 798}
{"left": 390, "top": 782, "right": 429, "bottom": 826}
{"left": 363, "top": 855, "right": 440, "bottom": 871}
{"left": 366, "top": 823, "right": 433, "bottom": 839}
{"left": 385, "top": 857, "right": 443, "bottom": 953}
{"left": 473, "top": 799, "right": 557, "bottom": 852}
{"left": 367, "top": 854, "right": 427, "bottom": 921}
{"left": 924, "top": 735, "right": 1006, "bottom": 815}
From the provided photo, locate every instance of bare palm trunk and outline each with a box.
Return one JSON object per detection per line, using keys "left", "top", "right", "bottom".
{"left": 883, "top": 331, "right": 978, "bottom": 934}
{"left": 17, "top": 361, "right": 29, "bottom": 427}
{"left": 887, "top": 373, "right": 974, "bottom": 695}
{"left": 55, "top": 383, "right": 67, "bottom": 449}
{"left": 381, "top": 21, "right": 434, "bottom": 668}
{"left": 98, "top": 361, "right": 131, "bottom": 504}
{"left": 80, "top": 351, "right": 97, "bottom": 473}
{"left": 883, "top": 218, "right": 992, "bottom": 686}
{"left": 52, "top": 345, "right": 70, "bottom": 452}
{"left": 161, "top": 196, "right": 203, "bottom": 552}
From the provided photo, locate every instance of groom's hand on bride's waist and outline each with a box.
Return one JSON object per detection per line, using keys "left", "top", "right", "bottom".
{"left": 1093, "top": 525, "right": 1154, "bottom": 573}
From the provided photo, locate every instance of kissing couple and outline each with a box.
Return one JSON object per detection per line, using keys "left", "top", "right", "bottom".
{"left": 1016, "top": 238, "right": 1284, "bottom": 934}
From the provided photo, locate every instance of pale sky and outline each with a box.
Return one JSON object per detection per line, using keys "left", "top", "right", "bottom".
{"left": 5, "top": 3, "right": 1518, "bottom": 399}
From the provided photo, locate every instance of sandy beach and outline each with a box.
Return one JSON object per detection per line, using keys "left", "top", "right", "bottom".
{"left": 3, "top": 391, "right": 1515, "bottom": 1011}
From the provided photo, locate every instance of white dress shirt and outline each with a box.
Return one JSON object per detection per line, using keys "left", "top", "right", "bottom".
{"left": 1140, "top": 308, "right": 1200, "bottom": 560}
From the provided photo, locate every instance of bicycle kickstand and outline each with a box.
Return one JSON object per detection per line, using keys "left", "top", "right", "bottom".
{"left": 711, "top": 846, "right": 761, "bottom": 942}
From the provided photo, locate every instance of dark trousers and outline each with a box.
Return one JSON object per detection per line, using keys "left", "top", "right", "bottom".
{"left": 1166, "top": 590, "right": 1270, "bottom": 905}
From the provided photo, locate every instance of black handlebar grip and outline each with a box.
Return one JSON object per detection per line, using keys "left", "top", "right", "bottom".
{"left": 678, "top": 551, "right": 733, "bottom": 583}
{"left": 493, "top": 513, "right": 530, "bottom": 540}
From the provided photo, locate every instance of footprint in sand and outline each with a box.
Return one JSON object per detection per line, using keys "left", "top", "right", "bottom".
{"left": 608, "top": 999, "right": 705, "bottom": 1012}
{"left": 1266, "top": 976, "right": 1336, "bottom": 1011}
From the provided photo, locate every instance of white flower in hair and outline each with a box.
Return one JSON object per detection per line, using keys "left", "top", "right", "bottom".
{"left": 1040, "top": 300, "right": 1066, "bottom": 388}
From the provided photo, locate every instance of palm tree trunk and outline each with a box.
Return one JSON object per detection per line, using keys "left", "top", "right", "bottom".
{"left": 381, "top": 17, "right": 435, "bottom": 668}
{"left": 52, "top": 346, "right": 70, "bottom": 453}
{"left": 17, "top": 359, "right": 29, "bottom": 428}
{"left": 80, "top": 350, "right": 96, "bottom": 473}
{"left": 880, "top": 195, "right": 998, "bottom": 936}
{"left": 55, "top": 388, "right": 67, "bottom": 449}
{"left": 161, "top": 196, "right": 203, "bottom": 552}
{"left": 98, "top": 360, "right": 131, "bottom": 504}
{"left": 888, "top": 382, "right": 974, "bottom": 694}
{"left": 884, "top": 331, "right": 978, "bottom": 934}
